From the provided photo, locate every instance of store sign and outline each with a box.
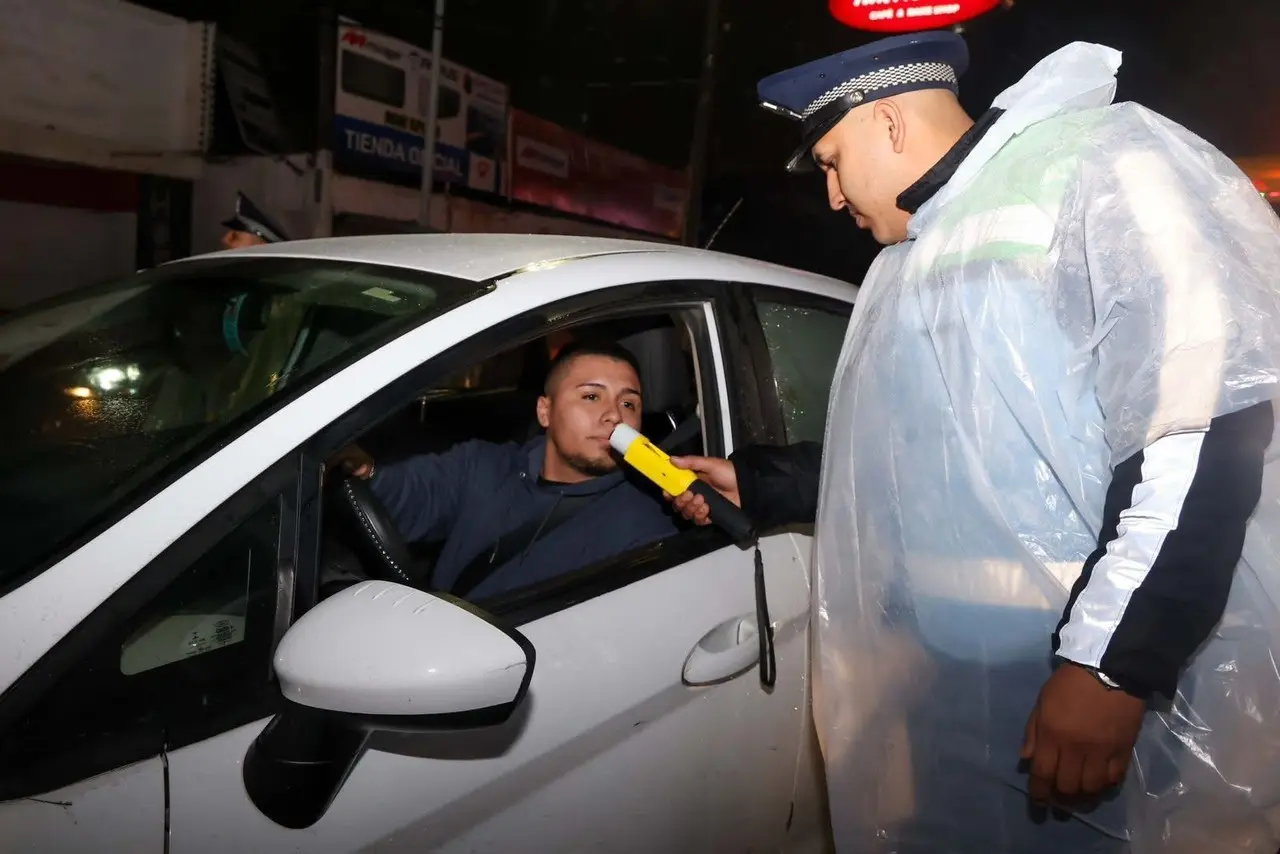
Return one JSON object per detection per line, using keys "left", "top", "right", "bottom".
{"left": 509, "top": 110, "right": 687, "bottom": 240}
{"left": 333, "top": 114, "right": 467, "bottom": 184}
{"left": 333, "top": 22, "right": 507, "bottom": 193}
{"left": 829, "top": 0, "right": 1001, "bottom": 32}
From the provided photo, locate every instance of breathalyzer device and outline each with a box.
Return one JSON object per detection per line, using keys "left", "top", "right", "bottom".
{"left": 610, "top": 423, "right": 755, "bottom": 542}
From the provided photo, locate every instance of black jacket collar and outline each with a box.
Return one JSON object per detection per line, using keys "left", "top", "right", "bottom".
{"left": 896, "top": 107, "right": 1005, "bottom": 215}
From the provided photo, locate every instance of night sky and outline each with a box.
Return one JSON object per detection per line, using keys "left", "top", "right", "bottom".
{"left": 142, "top": 0, "right": 1280, "bottom": 281}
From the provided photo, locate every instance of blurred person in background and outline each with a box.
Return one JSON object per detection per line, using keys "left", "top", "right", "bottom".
{"left": 220, "top": 191, "right": 289, "bottom": 249}
{"left": 146, "top": 192, "right": 296, "bottom": 429}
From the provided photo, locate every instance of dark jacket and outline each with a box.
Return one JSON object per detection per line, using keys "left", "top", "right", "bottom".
{"left": 731, "top": 441, "right": 823, "bottom": 530}
{"left": 371, "top": 436, "right": 680, "bottom": 599}
{"left": 731, "top": 405, "right": 1275, "bottom": 702}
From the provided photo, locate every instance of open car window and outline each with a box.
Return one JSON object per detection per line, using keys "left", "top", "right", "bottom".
{"left": 318, "top": 309, "right": 710, "bottom": 606}
{"left": 0, "top": 255, "right": 488, "bottom": 589}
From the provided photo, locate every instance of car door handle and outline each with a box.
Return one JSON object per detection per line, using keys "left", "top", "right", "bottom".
{"left": 682, "top": 615, "right": 759, "bottom": 686}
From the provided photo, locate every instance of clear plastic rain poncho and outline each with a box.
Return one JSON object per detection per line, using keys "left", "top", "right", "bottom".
{"left": 813, "top": 42, "right": 1280, "bottom": 854}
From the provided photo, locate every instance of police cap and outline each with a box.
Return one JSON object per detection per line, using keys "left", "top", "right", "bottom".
{"left": 757, "top": 31, "right": 969, "bottom": 173}
{"left": 221, "top": 191, "right": 289, "bottom": 243}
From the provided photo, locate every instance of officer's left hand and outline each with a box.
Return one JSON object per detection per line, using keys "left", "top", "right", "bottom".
{"left": 1020, "top": 661, "right": 1146, "bottom": 805}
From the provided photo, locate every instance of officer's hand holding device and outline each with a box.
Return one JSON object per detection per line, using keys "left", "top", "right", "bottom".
{"left": 609, "top": 424, "right": 754, "bottom": 542}
{"left": 663, "top": 455, "right": 740, "bottom": 528}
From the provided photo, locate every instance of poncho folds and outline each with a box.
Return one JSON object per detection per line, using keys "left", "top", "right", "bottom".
{"left": 745, "top": 41, "right": 1280, "bottom": 854}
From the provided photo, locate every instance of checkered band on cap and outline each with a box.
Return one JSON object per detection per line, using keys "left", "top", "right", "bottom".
{"left": 240, "top": 215, "right": 283, "bottom": 243}
{"left": 801, "top": 61, "right": 958, "bottom": 119}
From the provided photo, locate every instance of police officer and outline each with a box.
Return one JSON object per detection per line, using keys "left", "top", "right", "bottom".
{"left": 220, "top": 191, "right": 289, "bottom": 250}
{"left": 669, "top": 32, "right": 1280, "bottom": 854}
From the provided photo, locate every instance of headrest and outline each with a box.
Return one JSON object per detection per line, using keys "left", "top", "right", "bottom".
{"left": 168, "top": 286, "right": 271, "bottom": 373}
{"left": 618, "top": 326, "right": 695, "bottom": 415}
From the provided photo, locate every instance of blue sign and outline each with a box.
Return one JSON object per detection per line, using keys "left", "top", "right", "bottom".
{"left": 334, "top": 114, "right": 469, "bottom": 188}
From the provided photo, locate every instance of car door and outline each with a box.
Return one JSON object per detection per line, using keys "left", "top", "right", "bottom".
{"left": 736, "top": 281, "right": 858, "bottom": 851}
{"left": 156, "top": 278, "right": 812, "bottom": 852}
{"left": 0, "top": 252, "right": 493, "bottom": 854}
{"left": 0, "top": 455, "right": 306, "bottom": 854}
{"left": 0, "top": 760, "right": 166, "bottom": 853}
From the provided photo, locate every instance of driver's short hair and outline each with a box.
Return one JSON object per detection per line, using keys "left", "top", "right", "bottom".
{"left": 543, "top": 339, "right": 642, "bottom": 396}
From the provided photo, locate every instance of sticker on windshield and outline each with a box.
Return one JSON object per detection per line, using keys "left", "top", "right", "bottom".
{"left": 362, "top": 286, "right": 402, "bottom": 303}
{"left": 119, "top": 614, "right": 246, "bottom": 675}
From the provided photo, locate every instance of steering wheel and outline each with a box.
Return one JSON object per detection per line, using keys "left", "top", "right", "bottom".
{"left": 334, "top": 475, "right": 425, "bottom": 587}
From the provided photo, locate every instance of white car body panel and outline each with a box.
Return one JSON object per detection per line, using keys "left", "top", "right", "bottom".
{"left": 186, "top": 233, "right": 676, "bottom": 282}
{"left": 0, "top": 235, "right": 855, "bottom": 851}
{"left": 162, "top": 534, "right": 812, "bottom": 853}
{"left": 173, "top": 232, "right": 851, "bottom": 299}
{"left": 0, "top": 758, "right": 165, "bottom": 853}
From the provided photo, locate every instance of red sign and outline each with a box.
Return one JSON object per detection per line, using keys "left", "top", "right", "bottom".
{"left": 1236, "top": 157, "right": 1280, "bottom": 203}
{"left": 509, "top": 110, "right": 688, "bottom": 240}
{"left": 829, "top": 0, "right": 1001, "bottom": 32}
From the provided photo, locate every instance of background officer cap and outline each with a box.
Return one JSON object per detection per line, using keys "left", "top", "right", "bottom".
{"left": 757, "top": 31, "right": 970, "bottom": 173}
{"left": 221, "top": 191, "right": 289, "bottom": 243}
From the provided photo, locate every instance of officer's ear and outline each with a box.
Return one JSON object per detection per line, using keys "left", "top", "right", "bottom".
{"left": 875, "top": 100, "right": 907, "bottom": 155}
{"left": 536, "top": 395, "right": 552, "bottom": 429}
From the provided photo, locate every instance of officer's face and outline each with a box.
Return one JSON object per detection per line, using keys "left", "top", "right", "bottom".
{"left": 537, "top": 355, "right": 643, "bottom": 481}
{"left": 221, "top": 229, "right": 267, "bottom": 251}
{"left": 812, "top": 103, "right": 913, "bottom": 245}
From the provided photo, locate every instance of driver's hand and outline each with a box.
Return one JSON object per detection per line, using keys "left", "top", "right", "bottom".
{"left": 327, "top": 444, "right": 375, "bottom": 480}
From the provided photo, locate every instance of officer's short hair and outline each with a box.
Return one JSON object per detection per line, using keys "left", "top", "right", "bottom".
{"left": 543, "top": 339, "right": 643, "bottom": 396}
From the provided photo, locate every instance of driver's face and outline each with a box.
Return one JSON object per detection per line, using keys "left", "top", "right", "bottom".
{"left": 537, "top": 355, "right": 642, "bottom": 481}
{"left": 221, "top": 229, "right": 266, "bottom": 251}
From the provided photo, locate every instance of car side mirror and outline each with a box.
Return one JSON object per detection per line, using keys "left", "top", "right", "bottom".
{"left": 275, "top": 579, "right": 532, "bottom": 718}
{"left": 243, "top": 580, "right": 534, "bottom": 829}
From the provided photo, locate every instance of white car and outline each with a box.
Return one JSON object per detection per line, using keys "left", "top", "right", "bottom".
{"left": 0, "top": 234, "right": 856, "bottom": 853}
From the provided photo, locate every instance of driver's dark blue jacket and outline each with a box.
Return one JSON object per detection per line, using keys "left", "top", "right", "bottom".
{"left": 369, "top": 436, "right": 680, "bottom": 599}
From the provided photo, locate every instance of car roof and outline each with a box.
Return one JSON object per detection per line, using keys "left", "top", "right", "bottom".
{"left": 172, "top": 233, "right": 855, "bottom": 293}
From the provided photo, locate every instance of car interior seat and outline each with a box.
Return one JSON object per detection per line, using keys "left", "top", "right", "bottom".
{"left": 515, "top": 323, "right": 701, "bottom": 449}
{"left": 616, "top": 326, "right": 701, "bottom": 454}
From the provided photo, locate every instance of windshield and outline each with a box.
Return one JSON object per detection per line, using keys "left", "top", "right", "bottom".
{"left": 0, "top": 255, "right": 488, "bottom": 587}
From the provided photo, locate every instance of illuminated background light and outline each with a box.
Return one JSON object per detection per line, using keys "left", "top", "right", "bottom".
{"left": 828, "top": 0, "right": 1003, "bottom": 33}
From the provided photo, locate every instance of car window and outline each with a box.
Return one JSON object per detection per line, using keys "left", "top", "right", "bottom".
{"left": 0, "top": 256, "right": 487, "bottom": 588}
{"left": 119, "top": 498, "right": 281, "bottom": 676}
{"left": 0, "top": 488, "right": 284, "bottom": 801}
{"left": 318, "top": 302, "right": 719, "bottom": 616}
{"left": 753, "top": 296, "right": 852, "bottom": 444}
{"left": 426, "top": 341, "right": 535, "bottom": 394}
